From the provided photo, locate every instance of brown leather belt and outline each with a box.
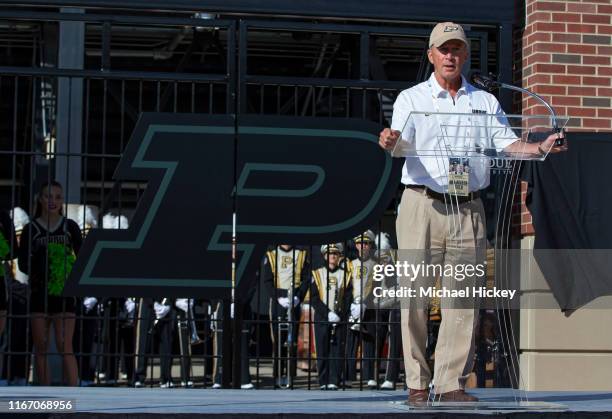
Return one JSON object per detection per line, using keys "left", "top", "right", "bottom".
{"left": 405, "top": 185, "right": 480, "bottom": 204}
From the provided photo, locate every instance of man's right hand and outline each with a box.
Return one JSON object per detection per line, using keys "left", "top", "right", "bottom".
{"left": 379, "top": 128, "right": 401, "bottom": 151}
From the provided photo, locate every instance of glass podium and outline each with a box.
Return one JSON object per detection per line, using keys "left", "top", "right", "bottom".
{"left": 391, "top": 112, "right": 569, "bottom": 161}
{"left": 390, "top": 400, "right": 568, "bottom": 411}
{"left": 389, "top": 111, "right": 570, "bottom": 411}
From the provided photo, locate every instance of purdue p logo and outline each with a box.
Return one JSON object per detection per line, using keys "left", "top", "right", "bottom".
{"left": 64, "top": 114, "right": 401, "bottom": 298}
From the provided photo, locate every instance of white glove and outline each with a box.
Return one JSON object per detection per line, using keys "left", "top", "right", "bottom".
{"left": 328, "top": 311, "right": 340, "bottom": 323}
{"left": 210, "top": 308, "right": 217, "bottom": 331}
{"left": 293, "top": 296, "right": 300, "bottom": 307}
{"left": 83, "top": 297, "right": 97, "bottom": 313}
{"left": 175, "top": 298, "right": 189, "bottom": 312}
{"left": 124, "top": 299, "right": 135, "bottom": 314}
{"left": 277, "top": 297, "right": 290, "bottom": 309}
{"left": 154, "top": 301, "right": 170, "bottom": 319}
{"left": 350, "top": 303, "right": 363, "bottom": 320}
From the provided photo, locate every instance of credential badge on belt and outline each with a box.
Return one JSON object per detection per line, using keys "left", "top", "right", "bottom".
{"left": 448, "top": 158, "right": 470, "bottom": 197}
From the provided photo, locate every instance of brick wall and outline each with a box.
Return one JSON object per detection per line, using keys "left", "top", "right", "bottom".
{"left": 522, "top": 0, "right": 612, "bottom": 130}
{"left": 517, "top": 0, "right": 612, "bottom": 236}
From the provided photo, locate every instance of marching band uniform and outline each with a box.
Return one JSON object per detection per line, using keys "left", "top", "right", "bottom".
{"left": 375, "top": 233, "right": 403, "bottom": 390}
{"left": 68, "top": 207, "right": 98, "bottom": 386}
{"left": 380, "top": 308, "right": 402, "bottom": 389}
{"left": 346, "top": 231, "right": 378, "bottom": 388}
{"left": 133, "top": 298, "right": 175, "bottom": 387}
{"left": 100, "top": 297, "right": 136, "bottom": 385}
{"left": 263, "top": 245, "right": 310, "bottom": 388}
{"left": 74, "top": 296, "right": 98, "bottom": 386}
{"left": 97, "top": 214, "right": 136, "bottom": 385}
{"left": 310, "top": 243, "right": 353, "bottom": 390}
{"left": 211, "top": 299, "right": 253, "bottom": 389}
{"left": 174, "top": 298, "right": 197, "bottom": 387}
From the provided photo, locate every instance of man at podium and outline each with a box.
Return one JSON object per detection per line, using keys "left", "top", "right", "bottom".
{"left": 378, "top": 21, "right": 565, "bottom": 405}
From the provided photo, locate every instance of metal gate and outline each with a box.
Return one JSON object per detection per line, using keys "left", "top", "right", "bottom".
{"left": 0, "top": 8, "right": 511, "bottom": 389}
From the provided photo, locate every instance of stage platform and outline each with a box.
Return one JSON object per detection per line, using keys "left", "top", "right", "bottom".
{"left": 1, "top": 387, "right": 612, "bottom": 417}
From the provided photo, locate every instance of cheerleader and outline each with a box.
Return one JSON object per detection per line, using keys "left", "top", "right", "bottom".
{"left": 18, "top": 181, "right": 82, "bottom": 385}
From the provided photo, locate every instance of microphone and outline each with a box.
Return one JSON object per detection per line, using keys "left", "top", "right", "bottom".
{"left": 469, "top": 71, "right": 564, "bottom": 146}
{"left": 469, "top": 72, "right": 499, "bottom": 92}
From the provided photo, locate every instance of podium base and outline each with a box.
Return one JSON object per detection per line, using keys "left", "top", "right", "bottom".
{"left": 391, "top": 400, "right": 567, "bottom": 411}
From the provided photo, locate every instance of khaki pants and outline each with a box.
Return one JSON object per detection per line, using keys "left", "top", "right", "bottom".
{"left": 396, "top": 187, "right": 486, "bottom": 394}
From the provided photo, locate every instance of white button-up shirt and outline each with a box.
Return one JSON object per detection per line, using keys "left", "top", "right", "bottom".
{"left": 391, "top": 73, "right": 518, "bottom": 193}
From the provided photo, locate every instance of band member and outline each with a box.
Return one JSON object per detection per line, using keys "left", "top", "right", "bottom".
{"left": 133, "top": 298, "right": 175, "bottom": 388}
{"left": 380, "top": 309, "right": 402, "bottom": 390}
{"left": 263, "top": 245, "right": 310, "bottom": 388}
{"left": 96, "top": 214, "right": 135, "bottom": 386}
{"left": 99, "top": 297, "right": 137, "bottom": 385}
{"left": 374, "top": 232, "right": 403, "bottom": 390}
{"left": 346, "top": 231, "right": 378, "bottom": 388}
{"left": 211, "top": 299, "right": 254, "bottom": 389}
{"left": 18, "top": 181, "right": 81, "bottom": 386}
{"left": 118, "top": 297, "right": 137, "bottom": 384}
{"left": 70, "top": 206, "right": 98, "bottom": 386}
{"left": 310, "top": 243, "right": 353, "bottom": 390}
{"left": 175, "top": 298, "right": 200, "bottom": 387}
{"left": 75, "top": 296, "right": 98, "bottom": 386}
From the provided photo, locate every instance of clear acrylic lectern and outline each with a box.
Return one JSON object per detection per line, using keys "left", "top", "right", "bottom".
{"left": 392, "top": 112, "right": 569, "bottom": 161}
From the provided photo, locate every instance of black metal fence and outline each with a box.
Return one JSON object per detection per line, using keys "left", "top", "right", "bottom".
{"left": 0, "top": 9, "right": 512, "bottom": 389}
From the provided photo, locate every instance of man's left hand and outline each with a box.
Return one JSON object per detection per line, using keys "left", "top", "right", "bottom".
{"left": 539, "top": 131, "right": 568, "bottom": 155}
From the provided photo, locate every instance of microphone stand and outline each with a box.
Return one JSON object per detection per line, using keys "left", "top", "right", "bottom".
{"left": 471, "top": 73, "right": 564, "bottom": 146}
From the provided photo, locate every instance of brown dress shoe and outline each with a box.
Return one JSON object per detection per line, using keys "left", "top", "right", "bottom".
{"left": 438, "top": 389, "right": 478, "bottom": 402}
{"left": 407, "top": 388, "right": 429, "bottom": 406}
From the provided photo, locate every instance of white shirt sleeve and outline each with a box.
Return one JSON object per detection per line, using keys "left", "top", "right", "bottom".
{"left": 390, "top": 91, "right": 416, "bottom": 157}
{"left": 489, "top": 98, "right": 520, "bottom": 150}
{"left": 391, "top": 91, "right": 415, "bottom": 141}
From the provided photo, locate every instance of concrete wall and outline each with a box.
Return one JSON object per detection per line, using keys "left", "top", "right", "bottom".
{"left": 519, "top": 236, "right": 612, "bottom": 390}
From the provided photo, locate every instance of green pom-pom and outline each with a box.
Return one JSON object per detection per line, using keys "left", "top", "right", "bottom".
{"left": 0, "top": 231, "right": 9, "bottom": 259}
{"left": 47, "top": 243, "right": 76, "bottom": 296}
{"left": 0, "top": 231, "right": 9, "bottom": 277}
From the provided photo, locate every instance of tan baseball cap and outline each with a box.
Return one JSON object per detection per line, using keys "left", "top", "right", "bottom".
{"left": 429, "top": 22, "right": 468, "bottom": 48}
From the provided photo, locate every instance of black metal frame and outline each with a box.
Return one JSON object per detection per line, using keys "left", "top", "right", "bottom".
{"left": 6, "top": 0, "right": 515, "bottom": 24}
